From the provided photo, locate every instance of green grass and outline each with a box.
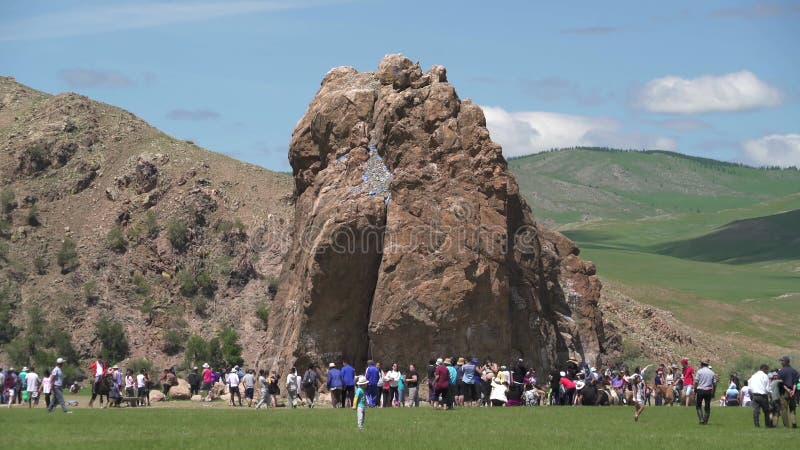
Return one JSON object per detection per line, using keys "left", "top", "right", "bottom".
{"left": 509, "top": 148, "right": 800, "bottom": 225}
{"left": 508, "top": 148, "right": 800, "bottom": 350}
{"left": 3, "top": 405, "right": 797, "bottom": 449}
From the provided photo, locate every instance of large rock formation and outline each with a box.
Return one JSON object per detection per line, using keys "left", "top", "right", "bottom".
{"left": 265, "top": 55, "right": 613, "bottom": 373}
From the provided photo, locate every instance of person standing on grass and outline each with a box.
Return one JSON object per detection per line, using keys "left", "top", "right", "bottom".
{"left": 406, "top": 364, "right": 419, "bottom": 407}
{"left": 386, "top": 362, "right": 401, "bottom": 406}
{"left": 365, "top": 360, "right": 380, "bottom": 408}
{"left": 777, "top": 355, "right": 798, "bottom": 428}
{"left": 41, "top": 369, "right": 52, "bottom": 408}
{"left": 354, "top": 375, "right": 369, "bottom": 430}
{"left": 4, "top": 368, "right": 16, "bottom": 408}
{"left": 302, "top": 365, "right": 319, "bottom": 408}
{"left": 341, "top": 361, "right": 355, "bottom": 408}
{"left": 433, "top": 358, "right": 450, "bottom": 409}
{"left": 228, "top": 368, "right": 242, "bottom": 407}
{"left": 748, "top": 364, "right": 773, "bottom": 428}
{"left": 48, "top": 358, "right": 71, "bottom": 414}
{"left": 693, "top": 358, "right": 716, "bottom": 425}
{"left": 286, "top": 367, "right": 300, "bottom": 408}
{"left": 397, "top": 369, "right": 406, "bottom": 407}
{"left": 255, "top": 369, "right": 270, "bottom": 410}
{"left": 268, "top": 372, "right": 280, "bottom": 408}
{"left": 445, "top": 359, "right": 457, "bottom": 409}
{"left": 627, "top": 372, "right": 645, "bottom": 422}
{"left": 26, "top": 367, "right": 40, "bottom": 408}
{"left": 136, "top": 368, "right": 150, "bottom": 406}
{"left": 201, "top": 363, "right": 213, "bottom": 399}
{"left": 461, "top": 358, "right": 479, "bottom": 407}
{"left": 243, "top": 369, "right": 256, "bottom": 407}
{"left": 187, "top": 367, "right": 200, "bottom": 397}
{"left": 681, "top": 358, "right": 695, "bottom": 407}
{"left": 327, "top": 362, "right": 343, "bottom": 408}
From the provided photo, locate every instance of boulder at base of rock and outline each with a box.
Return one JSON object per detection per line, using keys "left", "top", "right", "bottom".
{"left": 168, "top": 378, "right": 191, "bottom": 400}
{"left": 149, "top": 390, "right": 165, "bottom": 402}
{"left": 191, "top": 395, "right": 202, "bottom": 402}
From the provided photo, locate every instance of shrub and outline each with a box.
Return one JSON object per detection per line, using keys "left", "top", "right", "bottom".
{"left": 191, "top": 295, "right": 207, "bottom": 315}
{"left": 106, "top": 225, "right": 127, "bottom": 253}
{"left": 196, "top": 271, "right": 216, "bottom": 297}
{"left": 139, "top": 297, "right": 155, "bottom": 316}
{"left": 217, "top": 218, "right": 246, "bottom": 234}
{"left": 267, "top": 275, "right": 280, "bottom": 295}
{"left": 95, "top": 316, "right": 130, "bottom": 363}
{"left": 33, "top": 255, "right": 48, "bottom": 275}
{"left": 0, "top": 190, "right": 15, "bottom": 219}
{"left": 145, "top": 210, "right": 159, "bottom": 238}
{"left": 183, "top": 335, "right": 210, "bottom": 368}
{"left": 128, "top": 358, "right": 156, "bottom": 376}
{"left": 0, "top": 284, "right": 19, "bottom": 345}
{"left": 132, "top": 273, "right": 152, "bottom": 297}
{"left": 0, "top": 241, "right": 8, "bottom": 263}
{"left": 177, "top": 269, "right": 197, "bottom": 297}
{"left": 126, "top": 226, "right": 142, "bottom": 242}
{"left": 26, "top": 205, "right": 40, "bottom": 226}
{"left": 256, "top": 306, "right": 270, "bottom": 330}
{"left": 219, "top": 326, "right": 243, "bottom": 367}
{"left": 167, "top": 220, "right": 189, "bottom": 252}
{"left": 82, "top": 280, "right": 98, "bottom": 304}
{"left": 162, "top": 329, "right": 186, "bottom": 356}
{"left": 56, "top": 238, "right": 78, "bottom": 273}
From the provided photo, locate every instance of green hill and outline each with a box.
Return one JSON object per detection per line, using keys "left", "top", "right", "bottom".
{"left": 509, "top": 148, "right": 800, "bottom": 353}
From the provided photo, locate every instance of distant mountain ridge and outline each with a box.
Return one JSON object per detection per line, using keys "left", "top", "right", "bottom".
{"left": 508, "top": 147, "right": 800, "bottom": 227}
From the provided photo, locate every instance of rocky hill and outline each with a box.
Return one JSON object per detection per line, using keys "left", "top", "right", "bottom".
{"left": 0, "top": 76, "right": 293, "bottom": 372}
{"left": 264, "top": 55, "right": 617, "bottom": 375}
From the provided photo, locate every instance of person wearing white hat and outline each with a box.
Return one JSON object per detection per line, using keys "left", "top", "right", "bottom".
{"left": 354, "top": 376, "right": 369, "bottom": 429}
{"left": 327, "top": 362, "right": 343, "bottom": 408}
{"left": 47, "top": 358, "right": 71, "bottom": 413}
{"left": 201, "top": 363, "right": 213, "bottom": 400}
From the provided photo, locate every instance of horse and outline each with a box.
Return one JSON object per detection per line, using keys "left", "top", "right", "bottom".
{"left": 654, "top": 384, "right": 676, "bottom": 406}
{"left": 89, "top": 373, "right": 114, "bottom": 408}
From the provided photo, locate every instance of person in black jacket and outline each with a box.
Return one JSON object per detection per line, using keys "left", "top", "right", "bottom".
{"left": 187, "top": 367, "right": 200, "bottom": 396}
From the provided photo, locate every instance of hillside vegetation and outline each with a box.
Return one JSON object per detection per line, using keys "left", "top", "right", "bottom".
{"left": 510, "top": 148, "right": 800, "bottom": 359}
{"left": 0, "top": 77, "right": 293, "bottom": 375}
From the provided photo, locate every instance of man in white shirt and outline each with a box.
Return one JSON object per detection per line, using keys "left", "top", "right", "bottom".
{"left": 25, "top": 367, "right": 40, "bottom": 408}
{"left": 228, "top": 368, "right": 241, "bottom": 407}
{"left": 748, "top": 364, "right": 772, "bottom": 428}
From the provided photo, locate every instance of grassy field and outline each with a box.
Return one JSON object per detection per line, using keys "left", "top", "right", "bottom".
{"left": 3, "top": 404, "right": 797, "bottom": 449}
{"left": 509, "top": 148, "right": 800, "bottom": 352}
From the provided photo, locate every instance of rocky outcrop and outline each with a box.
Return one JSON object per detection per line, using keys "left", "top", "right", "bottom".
{"left": 265, "top": 55, "right": 615, "bottom": 374}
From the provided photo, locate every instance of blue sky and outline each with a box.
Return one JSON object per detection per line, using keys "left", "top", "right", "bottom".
{"left": 2, "top": 0, "right": 799, "bottom": 170}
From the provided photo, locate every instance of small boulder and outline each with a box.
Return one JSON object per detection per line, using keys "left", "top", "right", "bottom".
{"left": 190, "top": 395, "right": 202, "bottom": 402}
{"left": 149, "top": 390, "right": 165, "bottom": 402}
{"left": 168, "top": 378, "right": 191, "bottom": 400}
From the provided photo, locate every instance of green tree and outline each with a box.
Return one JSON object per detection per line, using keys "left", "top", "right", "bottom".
{"left": 0, "top": 284, "right": 19, "bottom": 344}
{"left": 57, "top": 238, "right": 78, "bottom": 273}
{"left": 219, "top": 326, "right": 243, "bottom": 367}
{"left": 95, "top": 316, "right": 130, "bottom": 363}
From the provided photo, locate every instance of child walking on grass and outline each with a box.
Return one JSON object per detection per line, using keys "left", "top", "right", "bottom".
{"left": 354, "top": 376, "right": 369, "bottom": 429}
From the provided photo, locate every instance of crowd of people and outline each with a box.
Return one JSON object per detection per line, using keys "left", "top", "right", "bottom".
{"left": 1, "top": 353, "right": 797, "bottom": 431}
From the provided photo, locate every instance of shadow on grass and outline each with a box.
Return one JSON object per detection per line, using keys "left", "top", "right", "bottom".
{"left": 653, "top": 209, "right": 800, "bottom": 264}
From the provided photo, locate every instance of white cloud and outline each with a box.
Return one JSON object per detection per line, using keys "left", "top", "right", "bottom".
{"left": 482, "top": 106, "right": 676, "bottom": 157}
{"left": 741, "top": 134, "right": 800, "bottom": 168}
{"left": 0, "top": 1, "right": 336, "bottom": 42}
{"left": 635, "top": 71, "right": 782, "bottom": 114}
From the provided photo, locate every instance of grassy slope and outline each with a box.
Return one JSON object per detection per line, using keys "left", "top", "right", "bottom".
{"left": 5, "top": 406, "right": 797, "bottom": 449}
{"left": 509, "top": 149, "right": 800, "bottom": 351}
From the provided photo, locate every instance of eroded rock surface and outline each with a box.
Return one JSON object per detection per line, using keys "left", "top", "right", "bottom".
{"left": 266, "top": 55, "right": 614, "bottom": 373}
